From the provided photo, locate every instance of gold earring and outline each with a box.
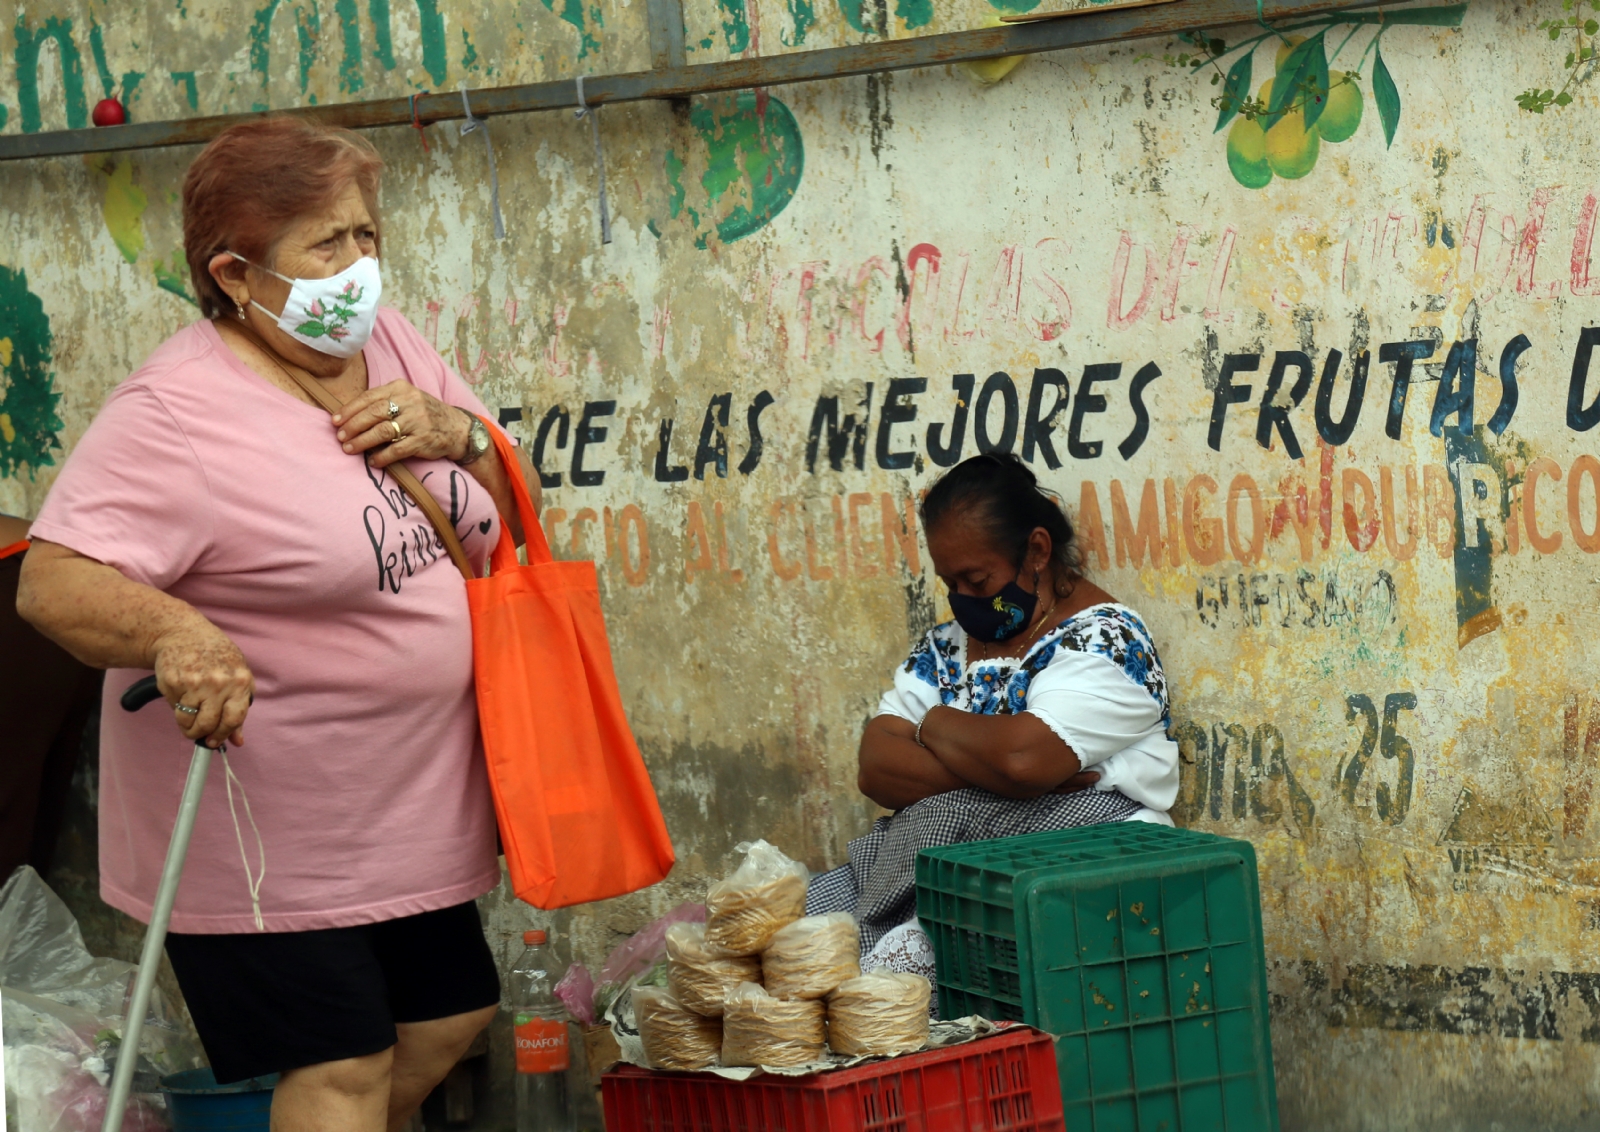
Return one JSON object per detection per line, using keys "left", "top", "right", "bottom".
{"left": 235, "top": 300, "right": 247, "bottom": 321}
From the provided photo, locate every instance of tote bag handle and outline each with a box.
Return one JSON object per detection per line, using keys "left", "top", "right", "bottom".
{"left": 275, "top": 362, "right": 491, "bottom": 583}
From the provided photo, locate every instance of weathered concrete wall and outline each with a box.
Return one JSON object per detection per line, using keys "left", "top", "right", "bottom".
{"left": 5, "top": 0, "right": 1600, "bottom": 1126}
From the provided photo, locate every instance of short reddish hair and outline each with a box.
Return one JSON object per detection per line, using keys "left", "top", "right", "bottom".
{"left": 182, "top": 116, "right": 384, "bottom": 318}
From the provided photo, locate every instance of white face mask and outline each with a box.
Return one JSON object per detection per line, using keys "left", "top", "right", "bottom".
{"left": 230, "top": 252, "right": 382, "bottom": 359}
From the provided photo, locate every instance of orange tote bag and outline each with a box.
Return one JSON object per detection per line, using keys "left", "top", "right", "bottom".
{"left": 466, "top": 423, "right": 675, "bottom": 908}
{"left": 276, "top": 353, "right": 674, "bottom": 909}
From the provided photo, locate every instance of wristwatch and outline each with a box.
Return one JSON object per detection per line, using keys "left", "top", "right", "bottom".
{"left": 456, "top": 409, "right": 491, "bottom": 466}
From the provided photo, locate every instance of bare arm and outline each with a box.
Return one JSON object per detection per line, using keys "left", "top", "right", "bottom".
{"left": 17, "top": 540, "right": 254, "bottom": 748}
{"left": 918, "top": 706, "right": 1083, "bottom": 800}
{"left": 858, "top": 714, "right": 974, "bottom": 811}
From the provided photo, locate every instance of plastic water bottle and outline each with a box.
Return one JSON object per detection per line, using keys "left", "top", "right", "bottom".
{"left": 512, "top": 929, "right": 574, "bottom": 1132}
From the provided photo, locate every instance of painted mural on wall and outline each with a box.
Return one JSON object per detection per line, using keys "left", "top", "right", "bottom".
{"left": 1162, "top": 4, "right": 1470, "bottom": 188}
{"left": 6, "top": 0, "right": 1600, "bottom": 1126}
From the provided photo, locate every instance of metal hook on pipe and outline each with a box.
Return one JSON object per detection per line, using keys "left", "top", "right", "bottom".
{"left": 459, "top": 82, "right": 506, "bottom": 240}
{"left": 574, "top": 75, "right": 614, "bottom": 246}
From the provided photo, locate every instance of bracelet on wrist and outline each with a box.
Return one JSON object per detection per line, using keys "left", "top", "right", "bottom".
{"left": 915, "top": 706, "right": 939, "bottom": 747}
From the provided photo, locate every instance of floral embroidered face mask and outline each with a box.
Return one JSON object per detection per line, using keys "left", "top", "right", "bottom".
{"left": 230, "top": 252, "right": 382, "bottom": 359}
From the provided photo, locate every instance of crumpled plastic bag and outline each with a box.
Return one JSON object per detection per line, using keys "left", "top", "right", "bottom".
{"left": 704, "top": 842, "right": 808, "bottom": 956}
{"left": 826, "top": 970, "right": 931, "bottom": 1057}
{"left": 761, "top": 913, "right": 859, "bottom": 1001}
{"left": 553, "top": 964, "right": 597, "bottom": 1027}
{"left": 1, "top": 867, "right": 201, "bottom": 1132}
{"left": 665, "top": 922, "right": 763, "bottom": 1017}
{"left": 590, "top": 903, "right": 706, "bottom": 1021}
{"left": 631, "top": 986, "right": 722, "bottom": 1071}
{"left": 720, "top": 982, "right": 825, "bottom": 1067}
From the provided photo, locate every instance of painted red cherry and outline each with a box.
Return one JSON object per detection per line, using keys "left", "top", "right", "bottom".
{"left": 91, "top": 98, "right": 126, "bottom": 127}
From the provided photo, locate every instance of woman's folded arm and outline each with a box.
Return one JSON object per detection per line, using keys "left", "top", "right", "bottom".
{"left": 917, "top": 707, "right": 1083, "bottom": 800}
{"left": 857, "top": 714, "right": 972, "bottom": 810}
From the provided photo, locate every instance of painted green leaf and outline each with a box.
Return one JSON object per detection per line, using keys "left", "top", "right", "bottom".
{"left": 1265, "top": 32, "right": 1324, "bottom": 131}
{"left": 0, "top": 265, "right": 64, "bottom": 475}
{"left": 1373, "top": 45, "right": 1400, "bottom": 147}
{"left": 1215, "top": 52, "right": 1252, "bottom": 132}
{"left": 1301, "top": 35, "right": 1331, "bottom": 130}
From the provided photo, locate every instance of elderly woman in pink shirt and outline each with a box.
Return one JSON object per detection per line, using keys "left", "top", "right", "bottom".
{"left": 18, "top": 117, "right": 535, "bottom": 1132}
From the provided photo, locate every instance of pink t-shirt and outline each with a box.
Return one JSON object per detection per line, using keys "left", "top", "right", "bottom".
{"left": 31, "top": 309, "right": 503, "bottom": 933}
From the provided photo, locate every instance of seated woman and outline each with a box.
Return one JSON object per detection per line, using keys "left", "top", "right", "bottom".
{"left": 807, "top": 454, "right": 1179, "bottom": 983}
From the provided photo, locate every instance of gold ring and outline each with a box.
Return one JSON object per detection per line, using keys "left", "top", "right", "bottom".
{"left": 391, "top": 420, "right": 404, "bottom": 442}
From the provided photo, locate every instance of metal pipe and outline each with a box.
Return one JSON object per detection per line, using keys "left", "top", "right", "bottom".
{"left": 646, "top": 0, "right": 688, "bottom": 73}
{"left": 0, "top": 0, "right": 1389, "bottom": 162}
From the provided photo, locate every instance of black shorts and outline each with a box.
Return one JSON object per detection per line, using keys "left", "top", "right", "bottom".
{"left": 165, "top": 901, "right": 501, "bottom": 1084}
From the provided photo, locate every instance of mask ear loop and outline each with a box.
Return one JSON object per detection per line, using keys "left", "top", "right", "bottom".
{"left": 458, "top": 83, "right": 507, "bottom": 240}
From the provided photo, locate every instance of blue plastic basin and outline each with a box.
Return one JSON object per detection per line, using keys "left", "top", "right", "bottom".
{"left": 160, "top": 1068, "right": 277, "bottom": 1132}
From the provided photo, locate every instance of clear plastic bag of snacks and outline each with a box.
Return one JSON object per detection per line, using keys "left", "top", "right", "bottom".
{"left": 720, "top": 982, "right": 826, "bottom": 1067}
{"left": 761, "top": 913, "right": 860, "bottom": 1001}
{"left": 665, "top": 923, "right": 763, "bottom": 1017}
{"left": 826, "top": 970, "right": 931, "bottom": 1057}
{"left": 631, "top": 986, "right": 722, "bottom": 1071}
{"left": 704, "top": 841, "right": 809, "bottom": 956}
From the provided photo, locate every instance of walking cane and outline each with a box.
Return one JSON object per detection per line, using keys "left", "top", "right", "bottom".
{"left": 100, "top": 674, "right": 214, "bottom": 1132}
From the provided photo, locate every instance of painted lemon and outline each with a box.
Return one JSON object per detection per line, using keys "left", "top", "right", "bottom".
{"left": 962, "top": 11, "right": 1025, "bottom": 86}
{"left": 1226, "top": 117, "right": 1273, "bottom": 188}
{"left": 1265, "top": 107, "right": 1320, "bottom": 179}
{"left": 1317, "top": 71, "right": 1363, "bottom": 142}
{"left": 1274, "top": 36, "right": 1306, "bottom": 72}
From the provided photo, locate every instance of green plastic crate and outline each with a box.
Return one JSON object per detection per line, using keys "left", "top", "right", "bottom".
{"left": 915, "top": 823, "right": 1278, "bottom": 1132}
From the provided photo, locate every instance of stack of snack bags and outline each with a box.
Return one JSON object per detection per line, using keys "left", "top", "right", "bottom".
{"left": 631, "top": 840, "right": 931, "bottom": 1072}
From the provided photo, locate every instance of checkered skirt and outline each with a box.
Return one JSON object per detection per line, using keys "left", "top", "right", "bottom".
{"left": 807, "top": 786, "right": 1141, "bottom": 954}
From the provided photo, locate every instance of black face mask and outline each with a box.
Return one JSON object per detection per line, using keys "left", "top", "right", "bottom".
{"left": 947, "top": 570, "right": 1038, "bottom": 642}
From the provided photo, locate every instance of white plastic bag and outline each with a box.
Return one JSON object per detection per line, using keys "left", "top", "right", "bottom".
{"left": 761, "top": 913, "right": 860, "bottom": 1001}
{"left": 1, "top": 867, "right": 200, "bottom": 1132}
{"left": 704, "top": 841, "right": 809, "bottom": 956}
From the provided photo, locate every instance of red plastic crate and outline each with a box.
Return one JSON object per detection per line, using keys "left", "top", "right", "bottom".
{"left": 601, "top": 1026, "right": 1065, "bottom": 1132}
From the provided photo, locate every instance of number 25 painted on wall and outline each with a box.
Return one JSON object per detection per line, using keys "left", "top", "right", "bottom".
{"left": 1340, "top": 692, "right": 1419, "bottom": 824}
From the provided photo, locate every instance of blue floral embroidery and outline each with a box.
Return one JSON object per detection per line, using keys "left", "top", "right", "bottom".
{"left": 902, "top": 629, "right": 963, "bottom": 704}
{"left": 904, "top": 605, "right": 1171, "bottom": 724}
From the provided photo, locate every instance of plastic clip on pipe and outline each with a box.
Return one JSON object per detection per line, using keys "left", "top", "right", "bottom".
{"left": 458, "top": 82, "right": 506, "bottom": 240}
{"left": 574, "top": 75, "right": 613, "bottom": 245}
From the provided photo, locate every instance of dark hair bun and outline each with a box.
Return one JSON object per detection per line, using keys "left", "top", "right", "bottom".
{"left": 920, "top": 454, "right": 1080, "bottom": 581}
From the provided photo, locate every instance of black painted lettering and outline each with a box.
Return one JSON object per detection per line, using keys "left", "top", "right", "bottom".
{"left": 1068, "top": 364, "right": 1119, "bottom": 460}
{"left": 1207, "top": 354, "right": 1259, "bottom": 451}
{"left": 531, "top": 406, "right": 570, "bottom": 489}
{"left": 925, "top": 375, "right": 974, "bottom": 467}
{"left": 1314, "top": 349, "right": 1369, "bottom": 446}
{"left": 1429, "top": 340, "right": 1477, "bottom": 438}
{"left": 695, "top": 392, "right": 732, "bottom": 480}
{"left": 571, "top": 400, "right": 615, "bottom": 487}
{"left": 1568, "top": 326, "right": 1600, "bottom": 432}
{"left": 737, "top": 391, "right": 775, "bottom": 475}
{"left": 654, "top": 419, "right": 689, "bottom": 483}
{"left": 1022, "top": 368, "right": 1069, "bottom": 468}
{"left": 974, "top": 372, "right": 1019, "bottom": 454}
{"left": 875, "top": 377, "right": 926, "bottom": 470}
{"left": 1378, "top": 340, "right": 1437, "bottom": 440}
{"left": 1118, "top": 362, "right": 1162, "bottom": 460}
{"left": 1255, "top": 351, "right": 1314, "bottom": 459}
